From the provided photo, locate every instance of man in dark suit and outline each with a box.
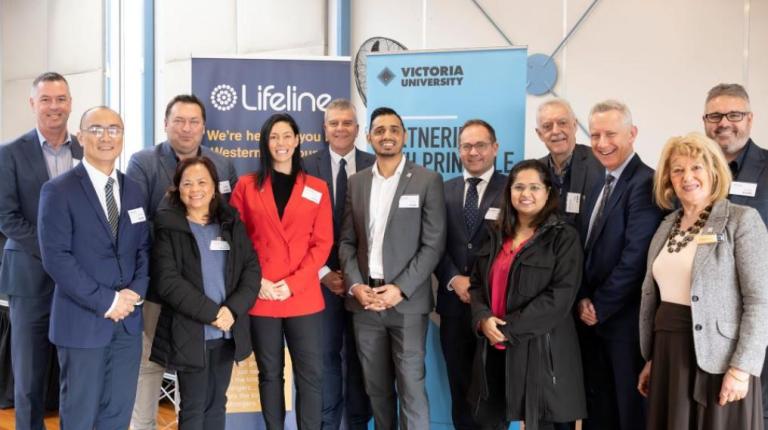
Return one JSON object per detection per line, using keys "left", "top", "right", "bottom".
{"left": 0, "top": 72, "right": 83, "bottom": 430}
{"left": 339, "top": 107, "right": 446, "bottom": 429}
{"left": 536, "top": 98, "right": 603, "bottom": 225}
{"left": 38, "top": 106, "right": 150, "bottom": 429}
{"left": 434, "top": 119, "right": 505, "bottom": 430}
{"left": 126, "top": 94, "right": 238, "bottom": 430}
{"left": 576, "top": 100, "right": 662, "bottom": 430}
{"left": 302, "top": 99, "right": 374, "bottom": 430}
{"left": 703, "top": 83, "right": 768, "bottom": 427}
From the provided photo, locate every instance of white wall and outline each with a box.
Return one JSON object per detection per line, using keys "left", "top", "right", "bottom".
{"left": 350, "top": 0, "right": 768, "bottom": 169}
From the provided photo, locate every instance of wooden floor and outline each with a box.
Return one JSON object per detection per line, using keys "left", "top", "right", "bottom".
{"left": 0, "top": 401, "right": 178, "bottom": 430}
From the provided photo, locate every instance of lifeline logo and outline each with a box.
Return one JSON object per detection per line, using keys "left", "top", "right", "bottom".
{"left": 209, "top": 84, "right": 332, "bottom": 112}
{"left": 399, "top": 65, "right": 464, "bottom": 87}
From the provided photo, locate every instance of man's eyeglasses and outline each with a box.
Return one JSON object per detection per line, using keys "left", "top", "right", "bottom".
{"left": 702, "top": 111, "right": 750, "bottom": 123}
{"left": 82, "top": 125, "right": 124, "bottom": 138}
{"left": 459, "top": 142, "right": 492, "bottom": 153}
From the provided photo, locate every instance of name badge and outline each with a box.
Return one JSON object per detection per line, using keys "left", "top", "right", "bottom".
{"left": 399, "top": 194, "right": 419, "bottom": 208}
{"left": 485, "top": 207, "right": 500, "bottom": 220}
{"left": 302, "top": 186, "right": 322, "bottom": 204}
{"left": 730, "top": 181, "right": 757, "bottom": 197}
{"left": 210, "top": 238, "right": 231, "bottom": 251}
{"left": 218, "top": 180, "right": 232, "bottom": 194}
{"left": 696, "top": 234, "right": 721, "bottom": 245}
{"left": 128, "top": 207, "right": 146, "bottom": 224}
{"left": 566, "top": 192, "right": 581, "bottom": 214}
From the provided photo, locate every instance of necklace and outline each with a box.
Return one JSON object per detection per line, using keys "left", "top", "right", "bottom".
{"left": 666, "top": 205, "right": 712, "bottom": 253}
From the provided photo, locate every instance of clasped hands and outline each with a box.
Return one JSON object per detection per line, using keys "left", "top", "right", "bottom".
{"left": 259, "top": 278, "right": 291, "bottom": 301}
{"left": 105, "top": 289, "right": 141, "bottom": 322}
{"left": 577, "top": 298, "right": 599, "bottom": 326}
{"left": 353, "top": 283, "right": 403, "bottom": 311}
{"left": 211, "top": 306, "right": 234, "bottom": 332}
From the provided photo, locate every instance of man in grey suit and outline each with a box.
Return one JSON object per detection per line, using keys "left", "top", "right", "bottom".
{"left": 126, "top": 94, "right": 238, "bottom": 430}
{"left": 0, "top": 72, "right": 83, "bottom": 430}
{"left": 339, "top": 107, "right": 446, "bottom": 430}
{"left": 536, "top": 98, "right": 603, "bottom": 225}
{"left": 702, "top": 82, "right": 768, "bottom": 427}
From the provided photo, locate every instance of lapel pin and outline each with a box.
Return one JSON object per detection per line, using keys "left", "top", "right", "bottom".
{"left": 407, "top": 172, "right": 412, "bottom": 178}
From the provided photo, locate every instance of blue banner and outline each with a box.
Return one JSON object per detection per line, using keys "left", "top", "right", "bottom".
{"left": 192, "top": 57, "right": 351, "bottom": 175}
{"left": 366, "top": 47, "right": 527, "bottom": 179}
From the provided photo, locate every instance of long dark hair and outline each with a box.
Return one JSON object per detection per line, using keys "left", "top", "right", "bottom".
{"left": 166, "top": 156, "right": 223, "bottom": 223}
{"left": 255, "top": 113, "right": 304, "bottom": 188}
{"left": 495, "top": 159, "right": 560, "bottom": 236}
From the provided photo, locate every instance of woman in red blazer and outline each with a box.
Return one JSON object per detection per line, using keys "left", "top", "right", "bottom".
{"left": 230, "top": 113, "right": 333, "bottom": 429}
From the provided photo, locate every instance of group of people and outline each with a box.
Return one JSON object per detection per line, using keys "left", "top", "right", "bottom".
{"left": 0, "top": 70, "right": 766, "bottom": 430}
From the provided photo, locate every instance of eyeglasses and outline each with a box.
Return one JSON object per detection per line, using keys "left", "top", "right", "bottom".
{"left": 511, "top": 183, "right": 547, "bottom": 193}
{"left": 702, "top": 111, "right": 750, "bottom": 123}
{"left": 82, "top": 125, "right": 124, "bottom": 138}
{"left": 459, "top": 142, "right": 493, "bottom": 153}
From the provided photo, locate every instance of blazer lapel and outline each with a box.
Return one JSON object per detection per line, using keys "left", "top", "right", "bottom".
{"left": 158, "top": 142, "right": 178, "bottom": 185}
{"left": 447, "top": 179, "right": 467, "bottom": 241}
{"left": 691, "top": 200, "right": 729, "bottom": 283}
{"left": 71, "top": 135, "right": 84, "bottom": 160}
{"left": 77, "top": 165, "right": 115, "bottom": 242}
{"left": 570, "top": 146, "right": 589, "bottom": 196}
{"left": 258, "top": 176, "right": 289, "bottom": 242}
{"left": 20, "top": 132, "right": 50, "bottom": 186}
{"left": 385, "top": 162, "right": 414, "bottom": 233}
{"left": 588, "top": 155, "right": 640, "bottom": 247}
{"left": 360, "top": 169, "right": 373, "bottom": 238}
{"left": 736, "top": 140, "right": 766, "bottom": 184}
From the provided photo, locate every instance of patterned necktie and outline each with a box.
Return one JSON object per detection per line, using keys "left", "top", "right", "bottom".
{"left": 335, "top": 158, "right": 348, "bottom": 221}
{"left": 105, "top": 177, "right": 119, "bottom": 239}
{"left": 588, "top": 174, "right": 615, "bottom": 245}
{"left": 464, "top": 177, "right": 482, "bottom": 235}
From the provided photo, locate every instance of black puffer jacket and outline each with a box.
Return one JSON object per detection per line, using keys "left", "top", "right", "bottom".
{"left": 149, "top": 201, "right": 261, "bottom": 371}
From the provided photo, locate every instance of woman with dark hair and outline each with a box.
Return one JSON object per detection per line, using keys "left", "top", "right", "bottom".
{"left": 468, "top": 159, "right": 587, "bottom": 430}
{"left": 150, "top": 156, "right": 261, "bottom": 430}
{"left": 230, "top": 113, "right": 333, "bottom": 429}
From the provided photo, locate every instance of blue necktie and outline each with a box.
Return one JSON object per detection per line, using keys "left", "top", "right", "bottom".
{"left": 464, "top": 177, "right": 482, "bottom": 235}
{"left": 105, "top": 177, "right": 119, "bottom": 239}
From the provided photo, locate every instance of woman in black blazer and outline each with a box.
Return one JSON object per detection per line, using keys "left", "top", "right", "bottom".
{"left": 150, "top": 156, "right": 261, "bottom": 430}
{"left": 468, "top": 160, "right": 586, "bottom": 430}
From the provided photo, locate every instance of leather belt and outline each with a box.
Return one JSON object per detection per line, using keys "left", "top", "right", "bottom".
{"left": 368, "top": 278, "right": 385, "bottom": 288}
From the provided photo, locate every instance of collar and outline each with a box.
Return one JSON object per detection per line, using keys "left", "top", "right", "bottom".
{"left": 36, "top": 128, "right": 72, "bottom": 148}
{"left": 329, "top": 147, "right": 356, "bottom": 165}
{"left": 82, "top": 157, "right": 119, "bottom": 189}
{"left": 547, "top": 151, "right": 574, "bottom": 174}
{"left": 372, "top": 155, "right": 406, "bottom": 180}
{"left": 462, "top": 166, "right": 495, "bottom": 183}
{"left": 606, "top": 151, "right": 635, "bottom": 181}
{"left": 166, "top": 142, "right": 202, "bottom": 162}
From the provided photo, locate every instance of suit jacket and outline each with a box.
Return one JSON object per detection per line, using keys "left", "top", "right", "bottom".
{"left": 0, "top": 129, "right": 83, "bottom": 297}
{"left": 728, "top": 139, "right": 768, "bottom": 226}
{"left": 302, "top": 147, "right": 376, "bottom": 270}
{"left": 38, "top": 164, "right": 151, "bottom": 349}
{"left": 539, "top": 144, "right": 603, "bottom": 226}
{"left": 577, "top": 154, "right": 663, "bottom": 340}
{"left": 339, "top": 160, "right": 447, "bottom": 314}
{"left": 434, "top": 171, "right": 506, "bottom": 317}
{"left": 229, "top": 172, "right": 333, "bottom": 318}
{"left": 126, "top": 141, "right": 239, "bottom": 217}
{"left": 639, "top": 200, "right": 768, "bottom": 375}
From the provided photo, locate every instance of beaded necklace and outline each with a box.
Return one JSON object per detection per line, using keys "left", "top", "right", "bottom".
{"left": 666, "top": 204, "right": 713, "bottom": 253}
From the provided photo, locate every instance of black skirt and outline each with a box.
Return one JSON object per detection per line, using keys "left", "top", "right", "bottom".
{"left": 647, "top": 301, "right": 763, "bottom": 430}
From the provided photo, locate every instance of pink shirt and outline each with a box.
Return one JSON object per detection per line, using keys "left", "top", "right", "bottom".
{"left": 488, "top": 236, "right": 530, "bottom": 349}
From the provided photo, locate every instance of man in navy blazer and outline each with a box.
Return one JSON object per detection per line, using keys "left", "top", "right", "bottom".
{"left": 703, "top": 82, "right": 768, "bottom": 427}
{"left": 302, "top": 99, "right": 375, "bottom": 429}
{"left": 435, "top": 119, "right": 505, "bottom": 430}
{"left": 39, "top": 107, "right": 150, "bottom": 429}
{"left": 0, "top": 72, "right": 83, "bottom": 430}
{"left": 576, "top": 100, "right": 662, "bottom": 430}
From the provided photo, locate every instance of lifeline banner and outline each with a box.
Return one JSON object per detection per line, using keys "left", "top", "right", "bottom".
{"left": 367, "top": 47, "right": 527, "bottom": 430}
{"left": 366, "top": 46, "right": 527, "bottom": 180}
{"left": 192, "top": 57, "right": 351, "bottom": 175}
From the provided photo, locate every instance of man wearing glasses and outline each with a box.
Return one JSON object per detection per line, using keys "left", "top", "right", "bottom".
{"left": 39, "top": 106, "right": 150, "bottom": 429}
{"left": 0, "top": 72, "right": 83, "bottom": 430}
{"left": 703, "top": 83, "right": 768, "bottom": 427}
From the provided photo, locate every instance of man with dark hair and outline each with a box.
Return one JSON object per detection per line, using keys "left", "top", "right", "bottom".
{"left": 435, "top": 118, "right": 506, "bottom": 430}
{"left": 302, "top": 99, "right": 374, "bottom": 429}
{"left": 339, "top": 106, "right": 446, "bottom": 429}
{"left": 0, "top": 71, "right": 83, "bottom": 430}
{"left": 703, "top": 83, "right": 768, "bottom": 427}
{"left": 126, "top": 94, "right": 238, "bottom": 429}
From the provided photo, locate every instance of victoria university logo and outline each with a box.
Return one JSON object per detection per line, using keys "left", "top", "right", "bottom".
{"left": 210, "top": 84, "right": 238, "bottom": 111}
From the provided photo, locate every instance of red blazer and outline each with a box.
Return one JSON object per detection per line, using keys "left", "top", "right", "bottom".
{"left": 230, "top": 172, "right": 333, "bottom": 317}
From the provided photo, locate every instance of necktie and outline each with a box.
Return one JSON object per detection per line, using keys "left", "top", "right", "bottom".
{"left": 464, "top": 177, "right": 482, "bottom": 235}
{"left": 335, "top": 158, "right": 348, "bottom": 221}
{"left": 105, "top": 177, "right": 119, "bottom": 239}
{"left": 729, "top": 160, "right": 739, "bottom": 180}
{"left": 587, "top": 174, "right": 615, "bottom": 246}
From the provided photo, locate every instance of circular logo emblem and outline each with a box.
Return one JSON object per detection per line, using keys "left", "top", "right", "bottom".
{"left": 210, "top": 84, "right": 238, "bottom": 111}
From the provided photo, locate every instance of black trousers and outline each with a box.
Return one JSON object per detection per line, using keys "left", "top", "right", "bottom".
{"left": 177, "top": 339, "right": 235, "bottom": 430}
{"left": 251, "top": 312, "right": 323, "bottom": 430}
{"left": 440, "top": 311, "right": 481, "bottom": 430}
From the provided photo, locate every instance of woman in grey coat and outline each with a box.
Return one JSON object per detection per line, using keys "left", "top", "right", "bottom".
{"left": 637, "top": 132, "right": 768, "bottom": 429}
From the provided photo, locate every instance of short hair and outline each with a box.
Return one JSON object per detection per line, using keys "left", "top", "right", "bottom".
{"left": 705, "top": 83, "right": 750, "bottom": 105}
{"left": 368, "top": 106, "right": 404, "bottom": 130}
{"left": 167, "top": 156, "right": 223, "bottom": 223}
{"left": 653, "top": 132, "right": 731, "bottom": 210}
{"left": 459, "top": 119, "right": 497, "bottom": 143}
{"left": 31, "top": 72, "right": 69, "bottom": 96}
{"left": 79, "top": 105, "right": 121, "bottom": 130}
{"left": 324, "top": 98, "right": 357, "bottom": 122}
{"left": 495, "top": 159, "right": 560, "bottom": 236}
{"left": 165, "top": 94, "right": 207, "bottom": 123}
{"left": 255, "top": 113, "right": 304, "bottom": 188}
{"left": 536, "top": 98, "right": 576, "bottom": 125}
{"left": 589, "top": 99, "right": 633, "bottom": 127}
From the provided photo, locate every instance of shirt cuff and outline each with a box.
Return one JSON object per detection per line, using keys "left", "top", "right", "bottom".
{"left": 447, "top": 275, "right": 460, "bottom": 292}
{"left": 348, "top": 283, "right": 363, "bottom": 297}
{"left": 104, "top": 292, "right": 119, "bottom": 318}
{"left": 318, "top": 265, "right": 331, "bottom": 280}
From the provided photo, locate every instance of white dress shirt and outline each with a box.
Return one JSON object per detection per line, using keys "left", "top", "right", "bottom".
{"left": 319, "top": 148, "right": 358, "bottom": 281}
{"left": 367, "top": 156, "right": 407, "bottom": 280}
{"left": 587, "top": 152, "right": 634, "bottom": 240}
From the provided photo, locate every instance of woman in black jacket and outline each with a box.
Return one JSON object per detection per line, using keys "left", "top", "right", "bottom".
{"left": 150, "top": 156, "right": 261, "bottom": 430}
{"left": 468, "top": 159, "right": 586, "bottom": 430}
